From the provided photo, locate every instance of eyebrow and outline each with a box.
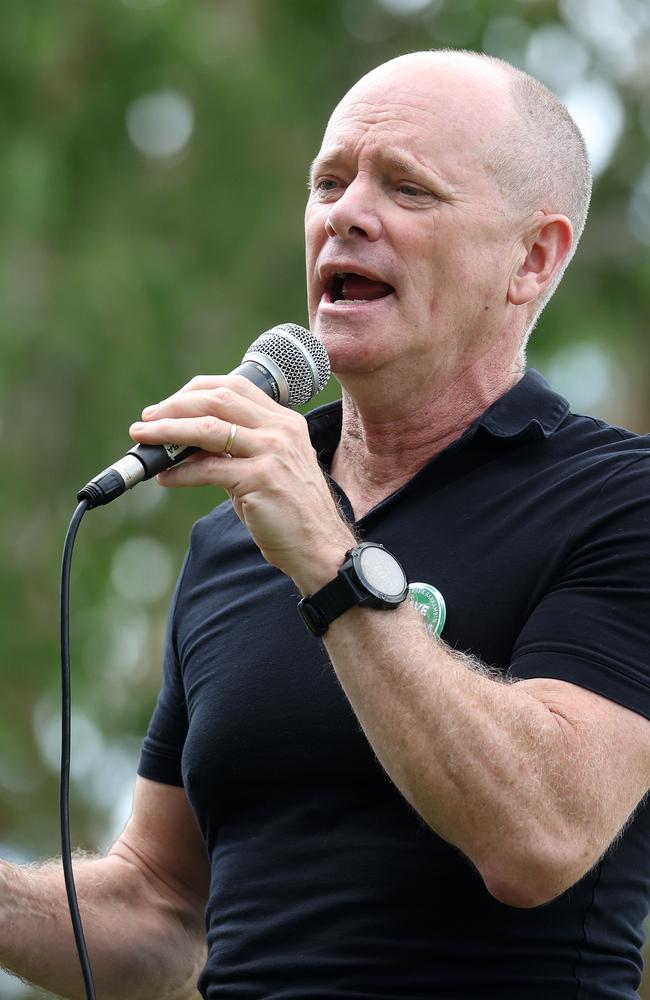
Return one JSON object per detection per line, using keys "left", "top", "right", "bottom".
{"left": 307, "top": 151, "right": 341, "bottom": 187}
{"left": 307, "top": 146, "right": 454, "bottom": 196}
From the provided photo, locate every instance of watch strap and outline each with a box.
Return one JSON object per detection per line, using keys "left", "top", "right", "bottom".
{"left": 298, "top": 543, "right": 408, "bottom": 637}
{"left": 297, "top": 565, "right": 361, "bottom": 636}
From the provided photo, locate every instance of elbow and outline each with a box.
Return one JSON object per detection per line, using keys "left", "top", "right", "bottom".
{"left": 481, "top": 867, "right": 560, "bottom": 909}
{"left": 478, "top": 838, "right": 593, "bottom": 909}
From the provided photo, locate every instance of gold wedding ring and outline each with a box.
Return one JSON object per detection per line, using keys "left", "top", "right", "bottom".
{"left": 224, "top": 422, "right": 238, "bottom": 455}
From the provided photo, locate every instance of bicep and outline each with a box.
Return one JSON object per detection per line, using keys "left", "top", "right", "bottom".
{"left": 110, "top": 776, "right": 210, "bottom": 911}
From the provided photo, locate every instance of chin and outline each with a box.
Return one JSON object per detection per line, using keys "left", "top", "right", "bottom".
{"left": 313, "top": 319, "right": 360, "bottom": 356}
{"left": 325, "top": 345, "right": 389, "bottom": 383}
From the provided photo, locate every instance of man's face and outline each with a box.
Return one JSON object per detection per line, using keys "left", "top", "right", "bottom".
{"left": 304, "top": 58, "right": 521, "bottom": 384}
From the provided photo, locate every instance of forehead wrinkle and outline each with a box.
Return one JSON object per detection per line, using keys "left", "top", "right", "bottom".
{"left": 309, "top": 142, "right": 456, "bottom": 196}
{"left": 336, "top": 95, "right": 433, "bottom": 114}
{"left": 325, "top": 99, "right": 497, "bottom": 177}
{"left": 329, "top": 71, "right": 513, "bottom": 153}
{"left": 327, "top": 98, "right": 436, "bottom": 136}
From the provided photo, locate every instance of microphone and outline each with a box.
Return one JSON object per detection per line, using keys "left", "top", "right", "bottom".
{"left": 77, "top": 323, "right": 330, "bottom": 509}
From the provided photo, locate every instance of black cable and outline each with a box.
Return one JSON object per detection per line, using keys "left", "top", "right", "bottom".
{"left": 60, "top": 499, "right": 97, "bottom": 1000}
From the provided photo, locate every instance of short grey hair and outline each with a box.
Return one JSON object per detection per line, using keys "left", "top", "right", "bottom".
{"left": 464, "top": 51, "right": 592, "bottom": 333}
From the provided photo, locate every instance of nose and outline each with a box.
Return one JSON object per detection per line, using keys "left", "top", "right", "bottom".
{"left": 325, "top": 176, "right": 382, "bottom": 241}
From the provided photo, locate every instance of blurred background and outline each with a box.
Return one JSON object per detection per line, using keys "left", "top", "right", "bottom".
{"left": 1, "top": 0, "right": 649, "bottom": 996}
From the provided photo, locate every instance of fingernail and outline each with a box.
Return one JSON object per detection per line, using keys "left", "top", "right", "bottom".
{"left": 130, "top": 421, "right": 144, "bottom": 431}
{"left": 142, "top": 405, "right": 157, "bottom": 417}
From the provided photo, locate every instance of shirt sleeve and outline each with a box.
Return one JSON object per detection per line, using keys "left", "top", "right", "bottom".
{"left": 137, "top": 552, "right": 190, "bottom": 787}
{"left": 509, "top": 453, "right": 650, "bottom": 719}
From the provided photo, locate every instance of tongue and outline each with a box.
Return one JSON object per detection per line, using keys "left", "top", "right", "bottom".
{"left": 342, "top": 274, "right": 393, "bottom": 301}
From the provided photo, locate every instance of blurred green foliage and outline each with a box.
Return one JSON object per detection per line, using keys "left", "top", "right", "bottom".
{"left": 1, "top": 1, "right": 649, "bottom": 997}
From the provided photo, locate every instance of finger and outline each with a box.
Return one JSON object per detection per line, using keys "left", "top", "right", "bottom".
{"left": 156, "top": 453, "right": 247, "bottom": 491}
{"left": 143, "top": 373, "right": 281, "bottom": 418}
{"left": 140, "top": 385, "right": 276, "bottom": 429}
{"left": 129, "top": 414, "right": 256, "bottom": 457}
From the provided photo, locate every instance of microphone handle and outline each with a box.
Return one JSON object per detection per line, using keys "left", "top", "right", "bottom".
{"left": 127, "top": 362, "right": 278, "bottom": 477}
{"left": 77, "top": 360, "right": 280, "bottom": 509}
{"left": 230, "top": 360, "right": 280, "bottom": 400}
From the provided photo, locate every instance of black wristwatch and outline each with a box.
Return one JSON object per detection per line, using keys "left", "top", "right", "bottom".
{"left": 298, "top": 542, "right": 409, "bottom": 637}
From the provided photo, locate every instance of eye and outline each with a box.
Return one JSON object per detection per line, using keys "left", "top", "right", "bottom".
{"left": 312, "top": 177, "right": 341, "bottom": 195}
{"left": 397, "top": 182, "right": 433, "bottom": 200}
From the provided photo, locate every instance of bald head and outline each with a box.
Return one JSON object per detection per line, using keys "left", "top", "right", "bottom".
{"left": 340, "top": 50, "right": 591, "bottom": 232}
{"left": 327, "top": 51, "right": 514, "bottom": 164}
{"left": 332, "top": 50, "right": 591, "bottom": 325}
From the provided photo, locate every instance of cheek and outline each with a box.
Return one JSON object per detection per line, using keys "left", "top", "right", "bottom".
{"left": 304, "top": 216, "right": 326, "bottom": 266}
{"left": 305, "top": 201, "right": 326, "bottom": 240}
{"left": 304, "top": 222, "right": 322, "bottom": 304}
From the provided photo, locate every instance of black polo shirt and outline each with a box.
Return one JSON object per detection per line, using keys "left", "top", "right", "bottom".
{"left": 139, "top": 369, "right": 650, "bottom": 999}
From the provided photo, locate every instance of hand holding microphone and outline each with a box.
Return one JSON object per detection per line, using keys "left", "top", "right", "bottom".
{"left": 79, "top": 323, "right": 356, "bottom": 591}
{"left": 78, "top": 323, "right": 330, "bottom": 508}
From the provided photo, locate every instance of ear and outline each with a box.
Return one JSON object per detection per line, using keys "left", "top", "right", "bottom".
{"left": 508, "top": 213, "right": 573, "bottom": 307}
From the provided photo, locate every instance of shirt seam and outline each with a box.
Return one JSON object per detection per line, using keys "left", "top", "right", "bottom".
{"left": 573, "top": 860, "right": 604, "bottom": 1000}
{"left": 568, "top": 412, "right": 632, "bottom": 442}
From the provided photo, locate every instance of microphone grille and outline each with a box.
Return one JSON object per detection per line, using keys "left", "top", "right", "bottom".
{"left": 244, "top": 323, "right": 330, "bottom": 406}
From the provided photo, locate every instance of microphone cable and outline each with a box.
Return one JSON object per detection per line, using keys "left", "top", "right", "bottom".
{"left": 55, "top": 324, "right": 329, "bottom": 999}
{"left": 60, "top": 498, "right": 96, "bottom": 1000}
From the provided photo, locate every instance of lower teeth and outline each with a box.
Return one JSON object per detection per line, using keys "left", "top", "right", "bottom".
{"left": 334, "top": 299, "right": 368, "bottom": 305}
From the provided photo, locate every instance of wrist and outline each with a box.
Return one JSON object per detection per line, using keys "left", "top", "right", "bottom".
{"left": 292, "top": 534, "right": 357, "bottom": 596}
{"left": 298, "top": 542, "right": 409, "bottom": 637}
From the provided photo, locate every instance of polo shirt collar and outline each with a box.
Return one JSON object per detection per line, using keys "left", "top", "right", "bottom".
{"left": 307, "top": 368, "right": 570, "bottom": 456}
{"left": 476, "top": 369, "right": 569, "bottom": 441}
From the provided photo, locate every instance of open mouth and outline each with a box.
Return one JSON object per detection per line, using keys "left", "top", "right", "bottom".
{"left": 324, "top": 271, "right": 395, "bottom": 305}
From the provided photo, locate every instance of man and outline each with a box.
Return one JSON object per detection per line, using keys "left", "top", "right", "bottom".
{"left": 2, "top": 49, "right": 650, "bottom": 999}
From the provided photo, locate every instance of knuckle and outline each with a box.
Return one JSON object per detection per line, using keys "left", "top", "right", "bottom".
{"left": 285, "top": 410, "right": 308, "bottom": 436}
{"left": 198, "top": 414, "right": 220, "bottom": 437}
{"left": 156, "top": 417, "right": 175, "bottom": 436}
{"left": 255, "top": 456, "right": 276, "bottom": 485}
{"left": 225, "top": 373, "right": 250, "bottom": 394}
{"left": 209, "top": 386, "right": 233, "bottom": 407}
{"left": 262, "top": 429, "right": 283, "bottom": 452}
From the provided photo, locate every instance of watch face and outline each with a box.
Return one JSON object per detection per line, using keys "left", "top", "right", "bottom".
{"left": 358, "top": 545, "right": 407, "bottom": 598}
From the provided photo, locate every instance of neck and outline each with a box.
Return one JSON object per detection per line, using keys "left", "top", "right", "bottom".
{"left": 330, "top": 351, "right": 525, "bottom": 517}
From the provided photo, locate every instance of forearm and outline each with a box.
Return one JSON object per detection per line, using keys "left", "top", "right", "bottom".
{"left": 0, "top": 854, "right": 205, "bottom": 1000}
{"left": 321, "top": 602, "right": 586, "bottom": 903}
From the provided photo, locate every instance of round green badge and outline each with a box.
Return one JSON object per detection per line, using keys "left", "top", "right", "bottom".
{"left": 408, "top": 582, "right": 446, "bottom": 637}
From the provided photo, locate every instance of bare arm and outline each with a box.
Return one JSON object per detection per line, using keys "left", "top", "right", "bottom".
{"left": 320, "top": 601, "right": 650, "bottom": 907}
{"left": 0, "top": 777, "right": 209, "bottom": 1000}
